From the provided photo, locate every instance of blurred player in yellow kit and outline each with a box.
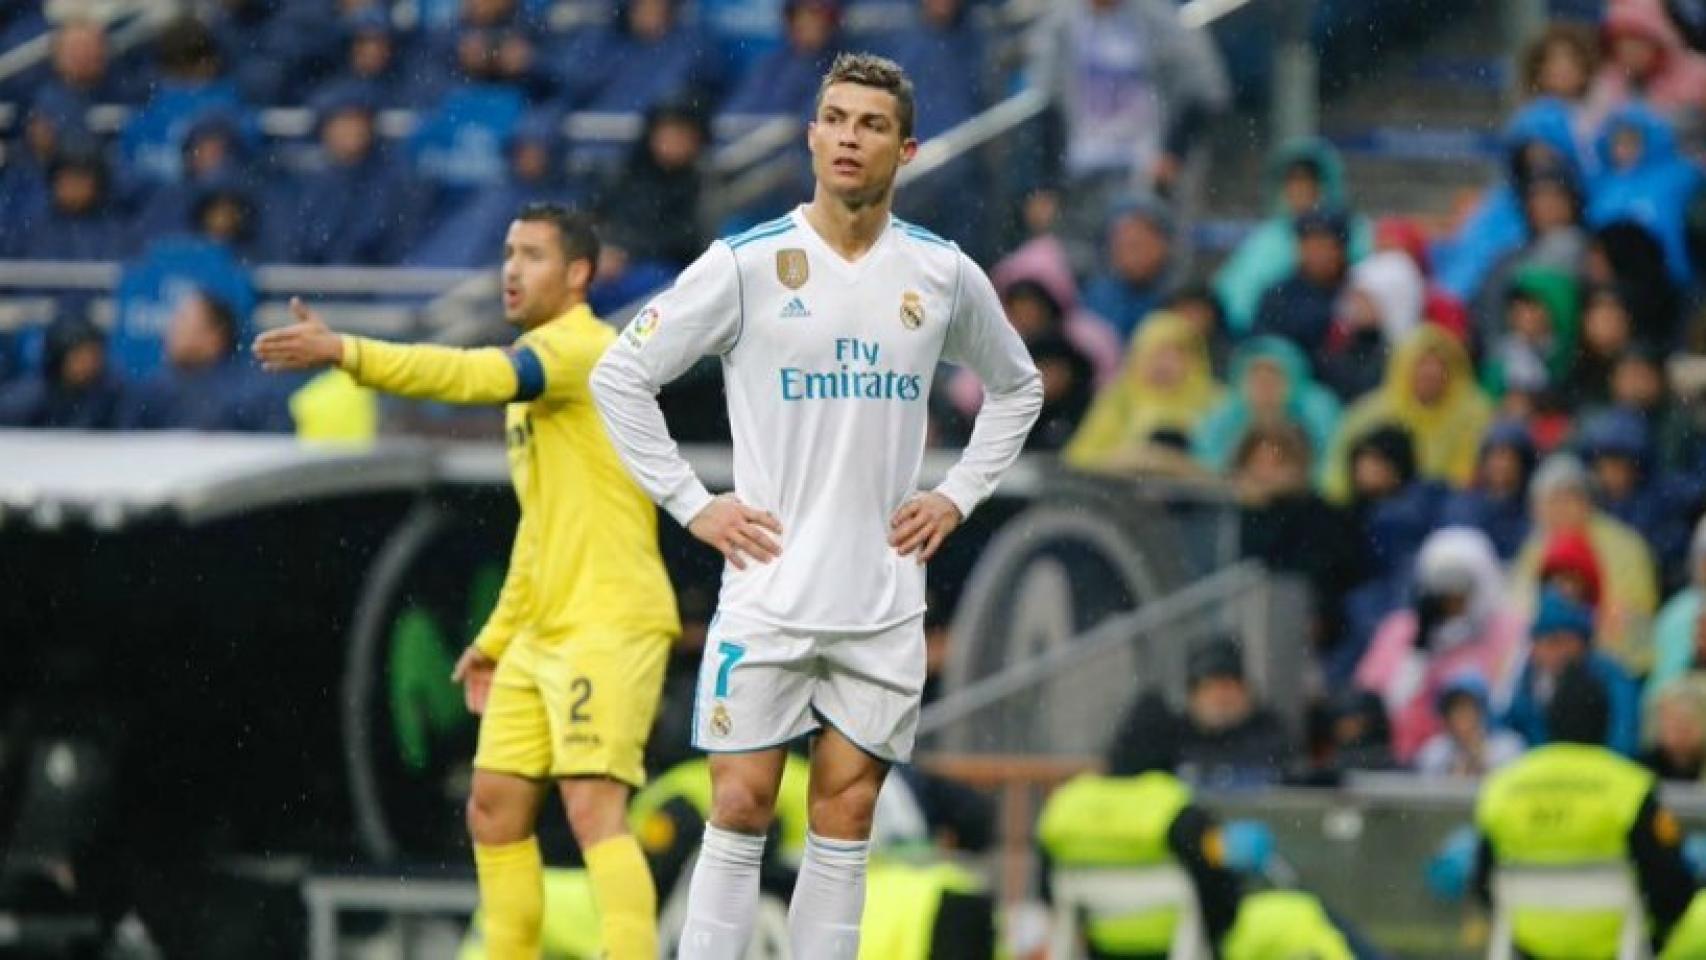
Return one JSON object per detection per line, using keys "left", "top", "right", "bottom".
{"left": 255, "top": 203, "right": 678, "bottom": 959}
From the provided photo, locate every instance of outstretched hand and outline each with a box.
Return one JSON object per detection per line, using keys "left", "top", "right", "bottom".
{"left": 688, "top": 494, "right": 783, "bottom": 571}
{"left": 253, "top": 297, "right": 345, "bottom": 372}
{"left": 889, "top": 492, "right": 961, "bottom": 564}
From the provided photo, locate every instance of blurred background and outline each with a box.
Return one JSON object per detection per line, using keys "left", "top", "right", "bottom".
{"left": 4, "top": 0, "right": 1706, "bottom": 957}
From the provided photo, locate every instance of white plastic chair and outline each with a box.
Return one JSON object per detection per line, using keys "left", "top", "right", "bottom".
{"left": 1049, "top": 864, "right": 1207, "bottom": 960}
{"left": 1486, "top": 863, "right": 1650, "bottom": 960}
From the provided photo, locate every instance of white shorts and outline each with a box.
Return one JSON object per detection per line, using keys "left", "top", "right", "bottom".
{"left": 692, "top": 609, "right": 927, "bottom": 763}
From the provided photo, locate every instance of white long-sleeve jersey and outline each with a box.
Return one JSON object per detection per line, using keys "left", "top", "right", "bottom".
{"left": 591, "top": 206, "right": 1043, "bottom": 633}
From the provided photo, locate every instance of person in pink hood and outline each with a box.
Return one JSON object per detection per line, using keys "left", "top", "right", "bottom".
{"left": 1355, "top": 526, "right": 1527, "bottom": 763}
{"left": 1585, "top": 0, "right": 1706, "bottom": 127}
{"left": 946, "top": 233, "right": 1123, "bottom": 418}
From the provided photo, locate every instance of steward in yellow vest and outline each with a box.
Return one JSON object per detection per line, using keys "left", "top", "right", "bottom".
{"left": 1039, "top": 706, "right": 1242, "bottom": 960}
{"left": 1474, "top": 662, "right": 1696, "bottom": 958}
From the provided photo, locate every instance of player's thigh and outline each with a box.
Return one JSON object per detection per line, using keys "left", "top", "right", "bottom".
{"left": 473, "top": 641, "right": 554, "bottom": 781}
{"left": 812, "top": 619, "right": 928, "bottom": 764}
{"left": 693, "top": 613, "right": 818, "bottom": 756}
{"left": 536, "top": 631, "right": 671, "bottom": 788}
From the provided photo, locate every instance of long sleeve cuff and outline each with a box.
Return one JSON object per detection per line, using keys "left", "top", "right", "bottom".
{"left": 339, "top": 336, "right": 362, "bottom": 375}
{"left": 472, "top": 630, "right": 512, "bottom": 661}
{"left": 933, "top": 474, "right": 982, "bottom": 524}
{"left": 662, "top": 479, "right": 716, "bottom": 530}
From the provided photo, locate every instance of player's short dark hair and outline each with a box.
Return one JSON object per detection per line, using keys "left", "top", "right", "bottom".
{"left": 817, "top": 52, "right": 914, "bottom": 140}
{"left": 515, "top": 203, "right": 600, "bottom": 281}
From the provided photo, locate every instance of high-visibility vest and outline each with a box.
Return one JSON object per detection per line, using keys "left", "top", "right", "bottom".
{"left": 1659, "top": 890, "right": 1706, "bottom": 960}
{"left": 1476, "top": 742, "right": 1655, "bottom": 958}
{"left": 859, "top": 860, "right": 989, "bottom": 960}
{"left": 290, "top": 369, "right": 376, "bottom": 443}
{"left": 1037, "top": 772, "right": 1195, "bottom": 955}
{"left": 1220, "top": 890, "right": 1354, "bottom": 960}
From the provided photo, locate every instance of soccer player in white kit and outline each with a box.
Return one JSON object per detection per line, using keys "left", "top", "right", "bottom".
{"left": 590, "top": 53, "right": 1042, "bottom": 958}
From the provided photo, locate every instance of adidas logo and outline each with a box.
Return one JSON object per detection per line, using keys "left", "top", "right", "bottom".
{"left": 780, "top": 297, "right": 812, "bottom": 319}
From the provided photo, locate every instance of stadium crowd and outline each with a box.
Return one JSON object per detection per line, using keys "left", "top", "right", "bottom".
{"left": 5, "top": 0, "right": 1706, "bottom": 793}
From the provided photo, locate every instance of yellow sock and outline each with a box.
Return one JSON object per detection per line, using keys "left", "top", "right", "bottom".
{"left": 474, "top": 838, "right": 543, "bottom": 959}
{"left": 584, "top": 834, "right": 658, "bottom": 960}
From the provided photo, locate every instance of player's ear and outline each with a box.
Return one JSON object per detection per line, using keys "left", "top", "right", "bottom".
{"left": 567, "top": 256, "right": 594, "bottom": 292}
{"left": 899, "top": 137, "right": 919, "bottom": 164}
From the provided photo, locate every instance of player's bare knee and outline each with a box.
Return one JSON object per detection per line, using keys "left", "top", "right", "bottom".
{"left": 711, "top": 779, "right": 778, "bottom": 835}
{"left": 466, "top": 794, "right": 515, "bottom": 845}
{"left": 562, "top": 778, "right": 628, "bottom": 846}
{"left": 466, "top": 783, "right": 531, "bottom": 845}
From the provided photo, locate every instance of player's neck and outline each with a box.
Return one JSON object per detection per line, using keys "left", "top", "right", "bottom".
{"left": 803, "top": 191, "right": 892, "bottom": 262}
{"left": 519, "top": 296, "right": 584, "bottom": 330}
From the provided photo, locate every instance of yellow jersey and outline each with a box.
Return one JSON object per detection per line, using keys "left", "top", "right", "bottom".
{"left": 340, "top": 303, "right": 680, "bottom": 656}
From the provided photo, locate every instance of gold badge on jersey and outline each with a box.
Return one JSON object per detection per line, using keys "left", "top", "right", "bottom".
{"left": 776, "top": 249, "right": 809, "bottom": 290}
{"left": 709, "top": 703, "right": 733, "bottom": 738}
{"left": 900, "top": 290, "right": 925, "bottom": 330}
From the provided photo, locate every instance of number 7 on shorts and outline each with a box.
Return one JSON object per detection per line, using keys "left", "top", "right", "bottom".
{"left": 714, "top": 641, "right": 745, "bottom": 698}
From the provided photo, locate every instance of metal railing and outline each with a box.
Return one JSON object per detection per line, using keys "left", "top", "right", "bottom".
{"left": 918, "top": 561, "right": 1274, "bottom": 746}
{"left": 0, "top": 1, "right": 176, "bottom": 86}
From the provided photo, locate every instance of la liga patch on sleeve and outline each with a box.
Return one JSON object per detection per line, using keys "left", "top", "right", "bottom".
{"left": 623, "top": 307, "right": 662, "bottom": 349}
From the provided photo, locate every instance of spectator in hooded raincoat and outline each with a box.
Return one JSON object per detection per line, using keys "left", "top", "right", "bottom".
{"left": 0, "top": 312, "right": 124, "bottom": 429}
{"left": 1587, "top": 103, "right": 1704, "bottom": 287}
{"left": 1514, "top": 454, "right": 1660, "bottom": 674}
{"left": 1064, "top": 312, "right": 1223, "bottom": 472}
{"left": 1646, "top": 517, "right": 1706, "bottom": 708}
{"left": 1433, "top": 98, "right": 1587, "bottom": 302}
{"left": 1441, "top": 420, "right": 1539, "bottom": 560}
{"left": 1316, "top": 249, "right": 1426, "bottom": 403}
{"left": 290, "top": 81, "right": 425, "bottom": 265}
{"left": 1356, "top": 527, "right": 1527, "bottom": 764}
{"left": 1583, "top": 0, "right": 1706, "bottom": 128}
{"left": 1214, "top": 137, "right": 1374, "bottom": 335}
{"left": 1576, "top": 406, "right": 1703, "bottom": 589}
{"left": 1503, "top": 589, "right": 1641, "bottom": 756}
{"left": 1082, "top": 195, "right": 1181, "bottom": 342}
{"left": 1193, "top": 336, "right": 1341, "bottom": 481}
{"left": 1324, "top": 326, "right": 1494, "bottom": 502}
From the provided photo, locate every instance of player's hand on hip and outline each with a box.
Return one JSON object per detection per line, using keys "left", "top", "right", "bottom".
{"left": 253, "top": 297, "right": 344, "bottom": 372}
{"left": 688, "top": 494, "right": 782, "bottom": 571}
{"left": 890, "top": 492, "right": 961, "bottom": 564}
{"left": 452, "top": 645, "right": 497, "bottom": 715}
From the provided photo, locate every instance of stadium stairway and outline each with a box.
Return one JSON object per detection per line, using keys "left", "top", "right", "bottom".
{"left": 1201, "top": 0, "right": 1510, "bottom": 243}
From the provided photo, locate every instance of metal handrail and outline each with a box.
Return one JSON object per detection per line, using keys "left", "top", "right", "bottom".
{"left": 1179, "top": 0, "right": 1262, "bottom": 29}
{"left": 0, "top": 260, "right": 482, "bottom": 296}
{"left": 916, "top": 561, "right": 1267, "bottom": 738}
{"left": 897, "top": 87, "right": 1049, "bottom": 187}
{"left": 893, "top": 0, "right": 1248, "bottom": 189}
{"left": 0, "top": 1, "right": 178, "bottom": 85}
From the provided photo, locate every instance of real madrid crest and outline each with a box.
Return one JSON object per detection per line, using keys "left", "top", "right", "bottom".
{"left": 776, "top": 249, "right": 809, "bottom": 290}
{"left": 900, "top": 290, "right": 925, "bottom": 330}
{"left": 709, "top": 703, "right": 733, "bottom": 738}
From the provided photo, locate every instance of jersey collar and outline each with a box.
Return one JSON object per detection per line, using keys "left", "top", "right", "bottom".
{"left": 789, "top": 204, "right": 895, "bottom": 281}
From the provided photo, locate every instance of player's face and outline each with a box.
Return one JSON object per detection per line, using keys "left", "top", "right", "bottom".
{"left": 502, "top": 220, "right": 575, "bottom": 327}
{"left": 808, "top": 83, "right": 917, "bottom": 207}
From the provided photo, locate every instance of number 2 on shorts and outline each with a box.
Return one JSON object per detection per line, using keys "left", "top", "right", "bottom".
{"left": 714, "top": 641, "right": 745, "bottom": 698}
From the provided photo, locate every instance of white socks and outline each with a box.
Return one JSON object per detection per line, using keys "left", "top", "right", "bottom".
{"left": 787, "top": 832, "right": 871, "bottom": 960}
{"left": 679, "top": 825, "right": 768, "bottom": 960}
